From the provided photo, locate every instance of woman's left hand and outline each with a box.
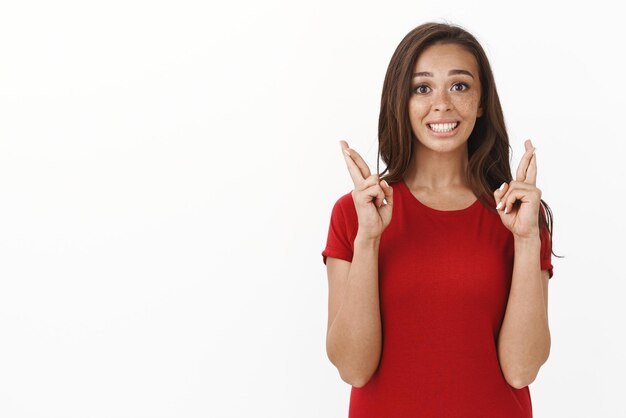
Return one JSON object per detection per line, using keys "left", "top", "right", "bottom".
{"left": 493, "top": 139, "right": 542, "bottom": 239}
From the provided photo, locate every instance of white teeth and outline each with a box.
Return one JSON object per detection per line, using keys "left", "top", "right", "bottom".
{"left": 428, "top": 122, "right": 459, "bottom": 132}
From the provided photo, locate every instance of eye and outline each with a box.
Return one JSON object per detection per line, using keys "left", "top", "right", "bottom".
{"left": 451, "top": 82, "right": 469, "bottom": 92}
{"left": 413, "top": 84, "right": 430, "bottom": 94}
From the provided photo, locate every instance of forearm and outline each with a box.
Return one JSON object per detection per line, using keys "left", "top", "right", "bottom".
{"left": 497, "top": 235, "right": 550, "bottom": 388}
{"left": 327, "top": 234, "right": 382, "bottom": 387}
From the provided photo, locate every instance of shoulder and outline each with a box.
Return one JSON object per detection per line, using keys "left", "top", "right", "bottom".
{"left": 333, "top": 190, "right": 356, "bottom": 214}
{"left": 328, "top": 190, "right": 358, "bottom": 231}
{"left": 337, "top": 189, "right": 353, "bottom": 204}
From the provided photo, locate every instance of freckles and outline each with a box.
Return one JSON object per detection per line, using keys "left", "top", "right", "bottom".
{"left": 455, "top": 96, "right": 481, "bottom": 112}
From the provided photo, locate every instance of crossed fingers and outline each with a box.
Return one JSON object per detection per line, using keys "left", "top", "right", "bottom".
{"left": 340, "top": 140, "right": 393, "bottom": 208}
{"left": 339, "top": 140, "right": 373, "bottom": 187}
{"left": 516, "top": 139, "right": 537, "bottom": 185}
{"left": 495, "top": 139, "right": 541, "bottom": 215}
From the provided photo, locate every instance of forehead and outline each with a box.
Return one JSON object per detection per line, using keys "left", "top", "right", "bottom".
{"left": 413, "top": 43, "right": 479, "bottom": 73}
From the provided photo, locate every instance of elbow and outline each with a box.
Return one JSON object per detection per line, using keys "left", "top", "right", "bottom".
{"left": 326, "top": 335, "right": 381, "bottom": 388}
{"left": 343, "top": 368, "right": 376, "bottom": 388}
{"left": 506, "top": 374, "right": 534, "bottom": 390}
{"left": 503, "top": 361, "right": 546, "bottom": 389}
{"left": 502, "top": 363, "right": 536, "bottom": 389}
{"left": 326, "top": 348, "right": 378, "bottom": 388}
{"left": 500, "top": 343, "right": 551, "bottom": 389}
{"left": 339, "top": 368, "right": 375, "bottom": 388}
{"left": 327, "top": 350, "right": 376, "bottom": 387}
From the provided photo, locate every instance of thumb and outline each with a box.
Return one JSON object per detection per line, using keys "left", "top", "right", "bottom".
{"left": 493, "top": 181, "right": 507, "bottom": 209}
{"left": 381, "top": 179, "right": 393, "bottom": 207}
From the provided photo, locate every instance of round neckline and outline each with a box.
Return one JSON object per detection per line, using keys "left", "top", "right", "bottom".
{"left": 399, "top": 179, "right": 481, "bottom": 214}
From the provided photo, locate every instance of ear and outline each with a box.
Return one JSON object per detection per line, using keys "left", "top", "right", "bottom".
{"left": 477, "top": 104, "right": 484, "bottom": 118}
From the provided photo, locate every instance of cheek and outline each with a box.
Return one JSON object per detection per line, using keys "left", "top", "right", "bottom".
{"left": 454, "top": 94, "right": 481, "bottom": 114}
{"left": 408, "top": 100, "right": 429, "bottom": 123}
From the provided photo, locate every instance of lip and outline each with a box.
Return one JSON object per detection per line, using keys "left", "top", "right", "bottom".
{"left": 426, "top": 119, "right": 460, "bottom": 124}
{"left": 426, "top": 121, "right": 461, "bottom": 138}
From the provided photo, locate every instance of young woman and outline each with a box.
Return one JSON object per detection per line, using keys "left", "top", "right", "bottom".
{"left": 321, "top": 22, "right": 556, "bottom": 417}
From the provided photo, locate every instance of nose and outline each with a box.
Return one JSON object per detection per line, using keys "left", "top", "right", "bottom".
{"left": 433, "top": 89, "right": 453, "bottom": 112}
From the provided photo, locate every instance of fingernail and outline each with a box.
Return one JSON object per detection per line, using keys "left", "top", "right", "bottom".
{"left": 382, "top": 180, "right": 389, "bottom": 187}
{"left": 344, "top": 150, "right": 351, "bottom": 157}
{"left": 496, "top": 201, "right": 503, "bottom": 210}
{"left": 504, "top": 207, "right": 509, "bottom": 214}
{"left": 499, "top": 182, "right": 506, "bottom": 191}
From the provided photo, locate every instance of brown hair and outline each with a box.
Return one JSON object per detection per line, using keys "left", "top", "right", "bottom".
{"left": 376, "top": 22, "right": 558, "bottom": 257}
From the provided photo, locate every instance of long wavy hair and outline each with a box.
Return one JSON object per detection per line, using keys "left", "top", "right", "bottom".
{"left": 376, "top": 22, "right": 558, "bottom": 257}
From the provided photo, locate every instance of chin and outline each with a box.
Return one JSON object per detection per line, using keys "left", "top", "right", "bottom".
{"left": 418, "top": 138, "right": 468, "bottom": 154}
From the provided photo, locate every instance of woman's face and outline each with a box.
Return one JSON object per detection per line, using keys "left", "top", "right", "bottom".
{"left": 408, "top": 43, "right": 483, "bottom": 155}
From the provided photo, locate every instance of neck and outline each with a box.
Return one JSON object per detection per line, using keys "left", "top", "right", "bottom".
{"left": 404, "top": 143, "right": 469, "bottom": 190}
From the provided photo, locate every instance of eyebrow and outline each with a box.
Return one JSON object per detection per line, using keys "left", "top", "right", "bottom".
{"left": 412, "top": 69, "right": 475, "bottom": 79}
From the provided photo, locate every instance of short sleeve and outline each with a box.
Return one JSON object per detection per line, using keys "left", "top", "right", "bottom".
{"left": 540, "top": 221, "right": 554, "bottom": 279}
{"left": 321, "top": 192, "right": 359, "bottom": 265}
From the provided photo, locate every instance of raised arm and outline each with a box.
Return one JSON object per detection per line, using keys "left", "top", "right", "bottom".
{"left": 492, "top": 139, "right": 551, "bottom": 388}
{"left": 325, "top": 141, "right": 393, "bottom": 387}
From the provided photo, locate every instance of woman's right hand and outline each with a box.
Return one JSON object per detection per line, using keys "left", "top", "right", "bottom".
{"left": 340, "top": 140, "right": 393, "bottom": 240}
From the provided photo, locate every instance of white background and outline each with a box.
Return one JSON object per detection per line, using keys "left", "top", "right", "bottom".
{"left": 0, "top": 1, "right": 623, "bottom": 417}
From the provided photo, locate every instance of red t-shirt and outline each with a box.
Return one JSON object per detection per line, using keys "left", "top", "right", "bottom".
{"left": 321, "top": 179, "right": 553, "bottom": 417}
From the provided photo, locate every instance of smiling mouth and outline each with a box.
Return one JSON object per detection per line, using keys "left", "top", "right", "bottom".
{"left": 427, "top": 122, "right": 460, "bottom": 133}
